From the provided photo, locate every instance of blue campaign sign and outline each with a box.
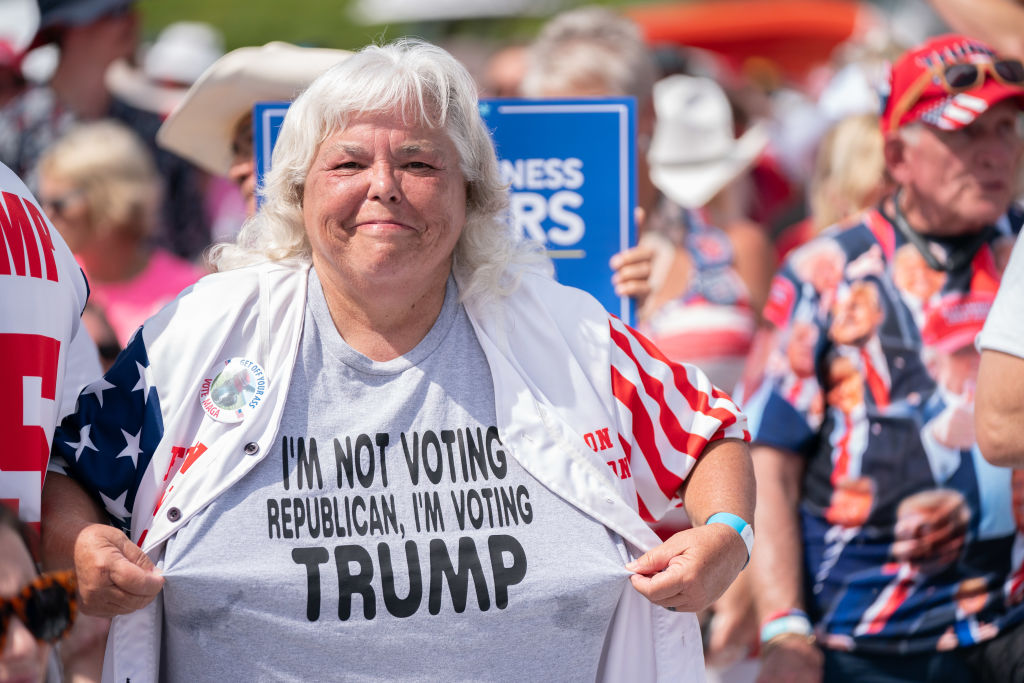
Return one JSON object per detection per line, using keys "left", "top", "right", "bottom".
{"left": 480, "top": 98, "right": 637, "bottom": 324}
{"left": 252, "top": 101, "right": 290, "bottom": 208}
{"left": 250, "top": 97, "right": 637, "bottom": 322}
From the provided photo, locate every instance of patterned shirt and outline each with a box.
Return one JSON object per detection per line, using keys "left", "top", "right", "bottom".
{"left": 744, "top": 204, "right": 1024, "bottom": 654}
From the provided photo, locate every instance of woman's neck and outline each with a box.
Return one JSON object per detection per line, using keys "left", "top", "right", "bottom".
{"left": 314, "top": 263, "right": 451, "bottom": 362}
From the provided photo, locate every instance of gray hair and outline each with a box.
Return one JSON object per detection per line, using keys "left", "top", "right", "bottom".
{"left": 520, "top": 6, "right": 657, "bottom": 103}
{"left": 211, "top": 38, "right": 546, "bottom": 303}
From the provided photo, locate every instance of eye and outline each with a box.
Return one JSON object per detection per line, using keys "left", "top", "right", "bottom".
{"left": 996, "top": 116, "right": 1024, "bottom": 140}
{"left": 405, "top": 160, "right": 436, "bottom": 170}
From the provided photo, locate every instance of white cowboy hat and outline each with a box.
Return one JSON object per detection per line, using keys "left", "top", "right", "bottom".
{"left": 156, "top": 41, "right": 351, "bottom": 176}
{"left": 647, "top": 74, "right": 768, "bottom": 209}
{"left": 106, "top": 22, "right": 225, "bottom": 118}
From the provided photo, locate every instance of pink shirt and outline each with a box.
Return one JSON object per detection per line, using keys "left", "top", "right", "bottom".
{"left": 84, "top": 249, "right": 207, "bottom": 346}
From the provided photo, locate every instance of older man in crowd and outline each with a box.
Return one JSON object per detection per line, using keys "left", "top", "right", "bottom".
{"left": 745, "top": 34, "right": 1024, "bottom": 682}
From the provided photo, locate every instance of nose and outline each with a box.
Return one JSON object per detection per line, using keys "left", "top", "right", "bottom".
{"left": 368, "top": 162, "right": 400, "bottom": 203}
{"left": 2, "top": 616, "right": 45, "bottom": 674}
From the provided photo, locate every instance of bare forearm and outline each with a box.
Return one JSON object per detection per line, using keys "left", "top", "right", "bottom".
{"left": 682, "top": 438, "right": 755, "bottom": 528}
{"left": 41, "top": 472, "right": 108, "bottom": 571}
{"left": 976, "top": 349, "right": 1024, "bottom": 467}
{"left": 749, "top": 445, "right": 806, "bottom": 619}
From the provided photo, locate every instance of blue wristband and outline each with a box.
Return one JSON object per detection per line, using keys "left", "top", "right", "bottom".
{"left": 705, "top": 512, "right": 754, "bottom": 568}
{"left": 760, "top": 609, "right": 814, "bottom": 644}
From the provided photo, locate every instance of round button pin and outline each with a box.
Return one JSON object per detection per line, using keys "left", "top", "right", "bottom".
{"left": 199, "top": 357, "right": 268, "bottom": 424}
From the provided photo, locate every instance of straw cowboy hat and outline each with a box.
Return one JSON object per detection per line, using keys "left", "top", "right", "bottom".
{"left": 106, "top": 22, "right": 225, "bottom": 118}
{"left": 156, "top": 41, "right": 351, "bottom": 176}
{"left": 647, "top": 74, "right": 769, "bottom": 209}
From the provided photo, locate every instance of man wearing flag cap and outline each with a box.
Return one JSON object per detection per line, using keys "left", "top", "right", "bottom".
{"left": 743, "top": 34, "right": 1024, "bottom": 682}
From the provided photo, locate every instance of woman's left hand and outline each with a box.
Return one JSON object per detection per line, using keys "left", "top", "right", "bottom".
{"left": 626, "top": 523, "right": 748, "bottom": 612}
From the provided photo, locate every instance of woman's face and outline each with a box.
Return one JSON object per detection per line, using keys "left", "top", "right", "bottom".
{"left": 228, "top": 113, "right": 257, "bottom": 218}
{"left": 0, "top": 526, "right": 50, "bottom": 683}
{"left": 36, "top": 173, "right": 90, "bottom": 253}
{"left": 302, "top": 111, "right": 467, "bottom": 294}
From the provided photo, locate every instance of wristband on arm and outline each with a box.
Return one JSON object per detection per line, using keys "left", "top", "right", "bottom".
{"left": 759, "top": 608, "right": 816, "bottom": 649}
{"left": 704, "top": 511, "right": 754, "bottom": 569}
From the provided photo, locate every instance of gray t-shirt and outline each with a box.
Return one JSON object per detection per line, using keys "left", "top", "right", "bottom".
{"left": 160, "top": 270, "right": 631, "bottom": 682}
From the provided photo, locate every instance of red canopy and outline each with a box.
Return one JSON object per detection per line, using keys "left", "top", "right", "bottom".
{"left": 626, "top": 0, "right": 874, "bottom": 83}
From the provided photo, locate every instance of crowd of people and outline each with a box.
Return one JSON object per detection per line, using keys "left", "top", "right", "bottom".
{"left": 5, "top": 0, "right": 1024, "bottom": 681}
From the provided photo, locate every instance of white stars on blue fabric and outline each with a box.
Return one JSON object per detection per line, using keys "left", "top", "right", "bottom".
{"left": 66, "top": 424, "right": 96, "bottom": 461}
{"left": 99, "top": 489, "right": 131, "bottom": 522}
{"left": 51, "top": 331, "right": 162, "bottom": 533}
{"left": 80, "top": 377, "right": 116, "bottom": 408}
{"left": 116, "top": 428, "right": 143, "bottom": 468}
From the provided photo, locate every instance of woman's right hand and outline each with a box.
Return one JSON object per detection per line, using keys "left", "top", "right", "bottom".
{"left": 73, "top": 523, "right": 164, "bottom": 617}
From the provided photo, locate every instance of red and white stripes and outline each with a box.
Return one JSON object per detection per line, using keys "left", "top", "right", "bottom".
{"left": 608, "top": 316, "right": 749, "bottom": 521}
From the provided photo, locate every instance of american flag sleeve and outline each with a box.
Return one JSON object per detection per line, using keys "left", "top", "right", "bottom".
{"left": 49, "top": 331, "right": 162, "bottom": 533}
{"left": 608, "top": 316, "right": 749, "bottom": 523}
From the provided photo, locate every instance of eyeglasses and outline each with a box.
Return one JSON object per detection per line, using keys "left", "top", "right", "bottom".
{"left": 38, "top": 190, "right": 85, "bottom": 219}
{"left": 888, "top": 58, "right": 1024, "bottom": 132}
{"left": 0, "top": 570, "right": 77, "bottom": 650}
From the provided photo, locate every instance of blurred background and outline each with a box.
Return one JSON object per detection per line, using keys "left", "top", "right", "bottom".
{"left": 0, "top": 0, "right": 949, "bottom": 90}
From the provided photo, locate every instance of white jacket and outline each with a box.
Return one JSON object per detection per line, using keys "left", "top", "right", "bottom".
{"left": 53, "top": 261, "right": 748, "bottom": 682}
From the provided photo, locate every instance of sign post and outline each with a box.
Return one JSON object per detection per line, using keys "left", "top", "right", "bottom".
{"left": 253, "top": 97, "right": 637, "bottom": 322}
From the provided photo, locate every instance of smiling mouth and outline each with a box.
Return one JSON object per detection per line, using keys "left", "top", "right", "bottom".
{"left": 350, "top": 221, "right": 419, "bottom": 236}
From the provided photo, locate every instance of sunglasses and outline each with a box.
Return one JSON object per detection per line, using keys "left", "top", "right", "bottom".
{"left": 39, "top": 190, "right": 85, "bottom": 219}
{"left": 888, "top": 58, "right": 1024, "bottom": 132}
{"left": 0, "top": 570, "right": 77, "bottom": 650}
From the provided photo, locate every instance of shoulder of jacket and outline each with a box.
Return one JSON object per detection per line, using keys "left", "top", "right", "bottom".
{"left": 141, "top": 261, "right": 305, "bottom": 344}
{"left": 515, "top": 269, "right": 607, "bottom": 312}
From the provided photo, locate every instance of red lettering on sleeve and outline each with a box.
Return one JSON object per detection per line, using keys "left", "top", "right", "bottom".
{"left": 24, "top": 200, "right": 58, "bottom": 282}
{"left": 0, "top": 333, "right": 60, "bottom": 475}
{"left": 0, "top": 192, "right": 43, "bottom": 279}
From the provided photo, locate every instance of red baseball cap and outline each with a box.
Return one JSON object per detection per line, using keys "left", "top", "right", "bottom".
{"left": 920, "top": 291, "right": 995, "bottom": 353}
{"left": 880, "top": 34, "right": 1024, "bottom": 135}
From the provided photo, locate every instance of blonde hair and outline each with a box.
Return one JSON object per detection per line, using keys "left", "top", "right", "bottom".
{"left": 809, "top": 113, "right": 887, "bottom": 231}
{"left": 37, "top": 120, "right": 161, "bottom": 241}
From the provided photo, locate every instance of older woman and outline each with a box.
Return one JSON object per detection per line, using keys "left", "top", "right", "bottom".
{"left": 42, "top": 40, "right": 754, "bottom": 681}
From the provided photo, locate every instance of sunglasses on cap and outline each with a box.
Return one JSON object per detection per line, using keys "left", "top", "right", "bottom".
{"left": 0, "top": 570, "right": 77, "bottom": 650}
{"left": 887, "top": 58, "right": 1024, "bottom": 132}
